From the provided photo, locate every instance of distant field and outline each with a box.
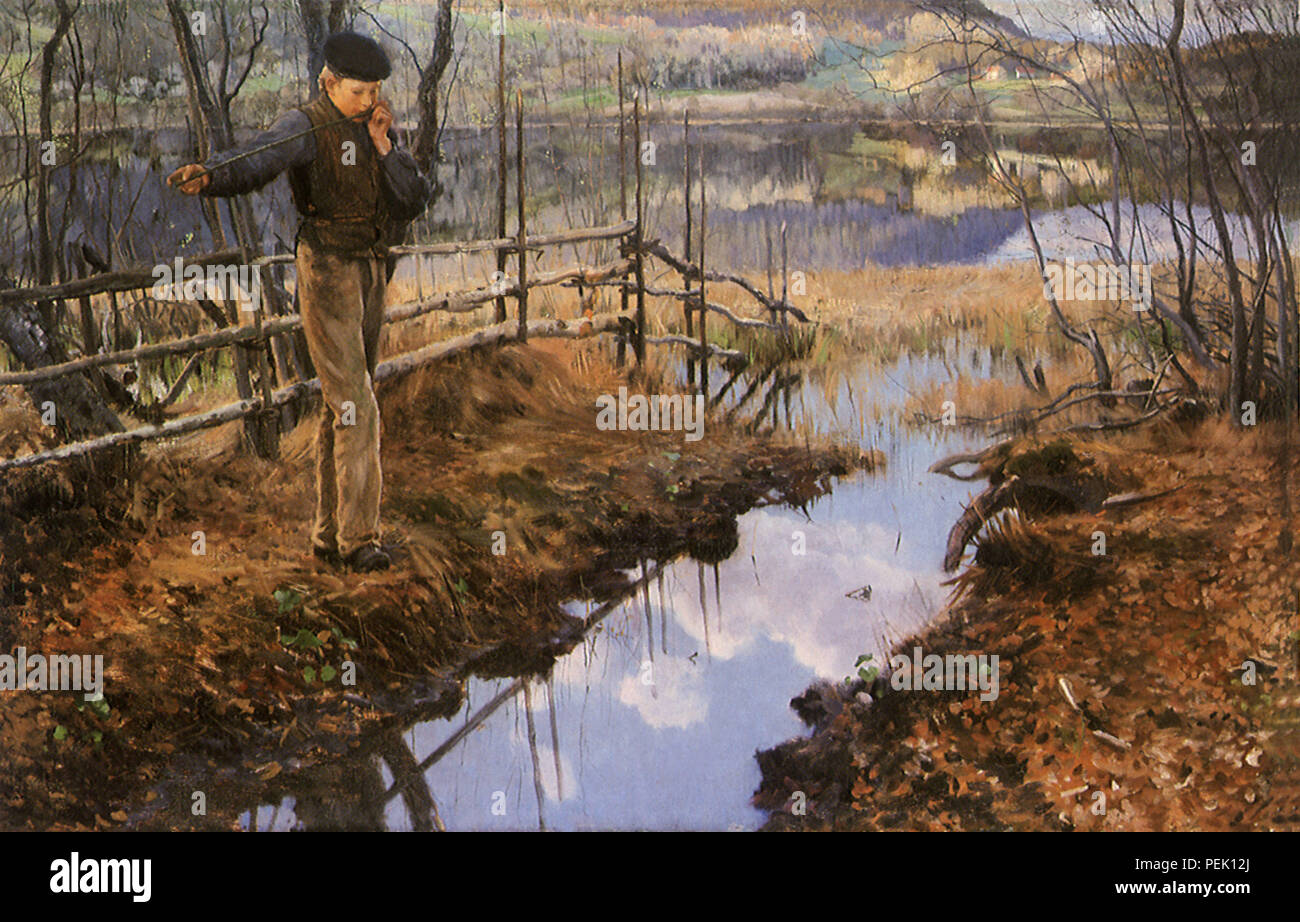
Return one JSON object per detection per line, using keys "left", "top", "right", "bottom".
{"left": 0, "top": 0, "right": 1126, "bottom": 136}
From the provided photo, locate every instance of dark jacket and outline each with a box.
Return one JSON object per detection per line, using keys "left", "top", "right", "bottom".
{"left": 199, "top": 94, "right": 430, "bottom": 258}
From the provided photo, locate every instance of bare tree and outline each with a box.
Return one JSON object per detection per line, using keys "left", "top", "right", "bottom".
{"left": 297, "top": 0, "right": 353, "bottom": 83}
{"left": 906, "top": 0, "right": 1298, "bottom": 422}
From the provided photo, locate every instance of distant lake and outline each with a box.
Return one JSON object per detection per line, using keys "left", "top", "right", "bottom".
{"left": 0, "top": 118, "right": 1273, "bottom": 282}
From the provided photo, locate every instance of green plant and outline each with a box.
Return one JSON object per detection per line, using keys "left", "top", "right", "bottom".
{"left": 280, "top": 628, "right": 323, "bottom": 650}
{"left": 846, "top": 653, "right": 879, "bottom": 685}
{"left": 273, "top": 587, "right": 304, "bottom": 613}
{"left": 76, "top": 697, "right": 110, "bottom": 720}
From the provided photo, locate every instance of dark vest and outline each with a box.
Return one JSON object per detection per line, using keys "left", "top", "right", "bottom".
{"left": 289, "top": 94, "right": 390, "bottom": 257}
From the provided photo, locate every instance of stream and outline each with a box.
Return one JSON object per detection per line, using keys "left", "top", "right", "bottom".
{"left": 236, "top": 342, "right": 1016, "bottom": 831}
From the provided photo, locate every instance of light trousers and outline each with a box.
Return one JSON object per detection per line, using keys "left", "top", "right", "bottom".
{"left": 296, "top": 238, "right": 386, "bottom": 557}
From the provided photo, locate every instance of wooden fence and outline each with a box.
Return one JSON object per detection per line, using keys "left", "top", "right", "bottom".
{"left": 0, "top": 88, "right": 805, "bottom": 475}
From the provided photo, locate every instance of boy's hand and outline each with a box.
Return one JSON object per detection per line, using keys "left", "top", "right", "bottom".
{"left": 167, "top": 164, "right": 210, "bottom": 195}
{"left": 368, "top": 99, "right": 393, "bottom": 157}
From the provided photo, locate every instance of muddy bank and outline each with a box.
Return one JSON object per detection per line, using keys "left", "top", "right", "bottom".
{"left": 0, "top": 341, "right": 871, "bottom": 830}
{"left": 755, "top": 421, "right": 1300, "bottom": 831}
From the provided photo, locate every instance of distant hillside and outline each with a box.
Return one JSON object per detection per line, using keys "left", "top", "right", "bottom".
{"left": 1189, "top": 30, "right": 1300, "bottom": 120}
{"left": 507, "top": 0, "right": 1023, "bottom": 37}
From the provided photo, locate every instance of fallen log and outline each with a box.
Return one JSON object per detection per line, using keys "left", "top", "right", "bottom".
{"left": 0, "top": 280, "right": 124, "bottom": 442}
{"left": 941, "top": 456, "right": 1183, "bottom": 572}
{"left": 928, "top": 438, "right": 1016, "bottom": 481}
{"left": 943, "top": 475, "right": 1021, "bottom": 572}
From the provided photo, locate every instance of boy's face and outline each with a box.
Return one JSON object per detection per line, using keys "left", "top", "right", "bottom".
{"left": 328, "top": 76, "right": 381, "bottom": 119}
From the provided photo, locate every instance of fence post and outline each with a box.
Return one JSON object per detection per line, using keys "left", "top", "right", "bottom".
{"left": 68, "top": 246, "right": 107, "bottom": 401}
{"left": 251, "top": 261, "right": 279, "bottom": 459}
{"left": 516, "top": 89, "right": 528, "bottom": 343}
{"left": 616, "top": 51, "right": 628, "bottom": 368}
{"left": 698, "top": 149, "right": 708, "bottom": 396}
{"left": 683, "top": 108, "right": 695, "bottom": 388}
{"left": 765, "top": 217, "right": 777, "bottom": 325}
{"left": 495, "top": 0, "right": 509, "bottom": 324}
{"left": 633, "top": 90, "right": 645, "bottom": 364}
{"left": 780, "top": 220, "right": 789, "bottom": 330}
{"left": 202, "top": 273, "right": 260, "bottom": 454}
{"left": 259, "top": 264, "right": 298, "bottom": 433}
{"left": 109, "top": 289, "right": 122, "bottom": 352}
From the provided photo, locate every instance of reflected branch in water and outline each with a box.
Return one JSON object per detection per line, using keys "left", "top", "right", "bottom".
{"left": 375, "top": 730, "right": 444, "bottom": 832}
{"left": 383, "top": 677, "right": 525, "bottom": 807}
{"left": 657, "top": 570, "right": 668, "bottom": 655}
{"left": 698, "top": 561, "right": 711, "bottom": 660}
{"left": 546, "top": 673, "right": 563, "bottom": 802}
{"left": 640, "top": 559, "right": 655, "bottom": 666}
{"left": 725, "top": 363, "right": 778, "bottom": 424}
{"left": 292, "top": 758, "right": 388, "bottom": 831}
{"left": 713, "top": 563, "right": 722, "bottom": 636}
{"left": 747, "top": 370, "right": 802, "bottom": 435}
{"left": 523, "top": 681, "right": 546, "bottom": 831}
{"left": 380, "top": 562, "right": 670, "bottom": 812}
{"left": 708, "top": 361, "right": 748, "bottom": 410}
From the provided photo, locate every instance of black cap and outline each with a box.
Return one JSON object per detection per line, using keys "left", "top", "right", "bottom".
{"left": 322, "top": 31, "right": 391, "bottom": 82}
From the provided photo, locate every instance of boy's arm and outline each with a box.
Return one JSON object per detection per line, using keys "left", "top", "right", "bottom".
{"left": 198, "top": 110, "right": 317, "bottom": 198}
{"left": 379, "top": 128, "right": 432, "bottom": 222}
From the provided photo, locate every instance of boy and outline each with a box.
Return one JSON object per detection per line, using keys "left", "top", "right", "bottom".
{"left": 170, "top": 32, "right": 430, "bottom": 572}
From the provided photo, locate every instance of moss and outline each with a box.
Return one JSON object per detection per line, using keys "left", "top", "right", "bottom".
{"left": 1121, "top": 529, "right": 1215, "bottom": 560}
{"left": 1003, "top": 440, "right": 1081, "bottom": 478}
{"left": 404, "top": 492, "right": 470, "bottom": 524}
{"left": 495, "top": 469, "right": 562, "bottom": 508}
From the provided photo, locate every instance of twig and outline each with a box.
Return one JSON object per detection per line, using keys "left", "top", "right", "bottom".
{"left": 1100, "top": 484, "right": 1185, "bottom": 509}
{"left": 157, "top": 350, "right": 206, "bottom": 408}
{"left": 1052, "top": 402, "right": 1173, "bottom": 434}
{"left": 1060, "top": 677, "right": 1131, "bottom": 751}
{"left": 1144, "top": 354, "right": 1174, "bottom": 411}
{"left": 1092, "top": 729, "right": 1132, "bottom": 751}
{"left": 1058, "top": 677, "right": 1080, "bottom": 712}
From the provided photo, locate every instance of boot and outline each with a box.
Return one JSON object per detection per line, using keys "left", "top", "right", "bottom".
{"left": 345, "top": 543, "right": 391, "bottom": 573}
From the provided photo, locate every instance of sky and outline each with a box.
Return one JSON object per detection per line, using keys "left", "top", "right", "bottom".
{"left": 981, "top": 0, "right": 1294, "bottom": 44}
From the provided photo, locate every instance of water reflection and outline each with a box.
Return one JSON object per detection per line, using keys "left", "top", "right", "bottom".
{"left": 235, "top": 338, "right": 1007, "bottom": 831}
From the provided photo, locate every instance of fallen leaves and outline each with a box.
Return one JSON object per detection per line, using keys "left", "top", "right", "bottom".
{"left": 761, "top": 423, "right": 1300, "bottom": 831}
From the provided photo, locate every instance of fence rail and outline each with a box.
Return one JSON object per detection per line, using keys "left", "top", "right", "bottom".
{"left": 0, "top": 229, "right": 791, "bottom": 473}
{"left": 0, "top": 69, "right": 807, "bottom": 475}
